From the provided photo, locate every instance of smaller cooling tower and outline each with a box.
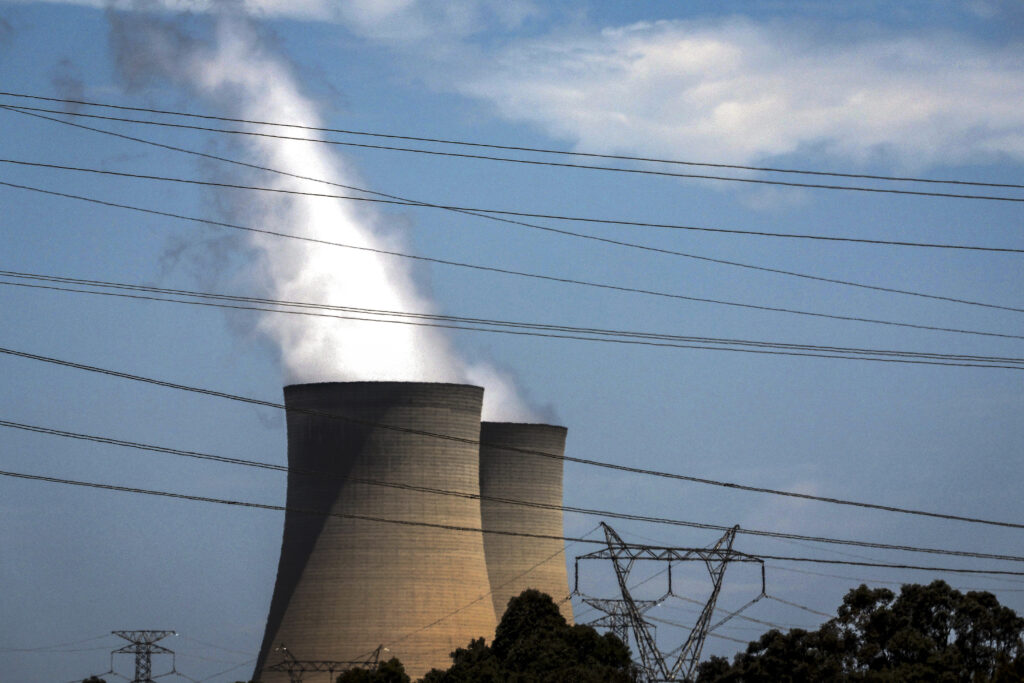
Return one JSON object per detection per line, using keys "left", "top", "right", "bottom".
{"left": 479, "top": 422, "right": 574, "bottom": 624}
{"left": 254, "top": 382, "right": 498, "bottom": 682}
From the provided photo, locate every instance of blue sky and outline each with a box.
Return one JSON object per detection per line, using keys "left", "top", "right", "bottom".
{"left": 1, "top": 1, "right": 1022, "bottom": 681}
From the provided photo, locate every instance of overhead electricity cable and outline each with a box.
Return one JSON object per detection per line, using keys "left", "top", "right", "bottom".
{"left": 4, "top": 271, "right": 1023, "bottom": 367}
{"left": 6, "top": 278, "right": 1024, "bottom": 369}
{"left": 764, "top": 595, "right": 834, "bottom": 619}
{"left": 4, "top": 467, "right": 1024, "bottom": 577}
{"left": 623, "top": 587, "right": 798, "bottom": 634}
{"left": 5, "top": 107, "right": 1022, "bottom": 318}
{"left": 644, "top": 614, "right": 761, "bottom": 644}
{"left": 5, "top": 417, "right": 1024, "bottom": 563}
{"left": 666, "top": 594, "right": 799, "bottom": 632}
{"left": 6, "top": 91, "right": 1022, "bottom": 195}
{"left": 766, "top": 564, "right": 1024, "bottom": 592}
{"left": 5, "top": 153, "right": 1020, "bottom": 258}
{"left": 6, "top": 105, "right": 1023, "bottom": 261}
{"left": 5, "top": 91, "right": 1021, "bottom": 190}
{"left": 0, "top": 100, "right": 1021, "bottom": 202}
{"left": 0, "top": 634, "right": 115, "bottom": 653}
{"left": 4, "top": 179, "right": 1023, "bottom": 342}
{"left": 657, "top": 617, "right": 788, "bottom": 646}
{"left": 1, "top": 344, "right": 1023, "bottom": 531}
{"left": 176, "top": 638, "right": 252, "bottom": 659}
{"left": 386, "top": 526, "right": 600, "bottom": 650}
{"left": 756, "top": 555, "right": 1024, "bottom": 575}
{"left": 5, "top": 181, "right": 1023, "bottom": 340}
{"left": 195, "top": 658, "right": 257, "bottom": 683}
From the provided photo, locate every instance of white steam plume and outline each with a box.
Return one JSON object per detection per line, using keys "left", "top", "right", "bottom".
{"left": 112, "top": 15, "right": 534, "bottom": 421}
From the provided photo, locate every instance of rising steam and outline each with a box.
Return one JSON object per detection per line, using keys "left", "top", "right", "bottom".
{"left": 110, "top": 14, "right": 534, "bottom": 421}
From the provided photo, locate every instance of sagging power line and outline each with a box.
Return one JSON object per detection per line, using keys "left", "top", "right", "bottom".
{"left": 3, "top": 91, "right": 1022, "bottom": 190}
{"left": 0, "top": 342, "right": 1022, "bottom": 531}
{"left": 1, "top": 97, "right": 1022, "bottom": 201}
{"left": 4, "top": 271, "right": 1023, "bottom": 366}
{"left": 4, "top": 416, "right": 1023, "bottom": 563}
{"left": 2, "top": 467, "right": 1024, "bottom": 577}
{"left": 4, "top": 181, "right": 1024, "bottom": 341}
{"left": 5, "top": 106, "right": 1022, "bottom": 325}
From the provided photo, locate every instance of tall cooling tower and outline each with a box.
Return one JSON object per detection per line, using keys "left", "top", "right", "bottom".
{"left": 254, "top": 382, "right": 498, "bottom": 682}
{"left": 479, "top": 422, "right": 574, "bottom": 624}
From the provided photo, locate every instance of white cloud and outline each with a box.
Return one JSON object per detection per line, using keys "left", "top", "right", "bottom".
{"left": 455, "top": 18, "right": 1024, "bottom": 169}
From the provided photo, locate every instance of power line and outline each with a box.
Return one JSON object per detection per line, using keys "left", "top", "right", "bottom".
{"left": 764, "top": 595, "right": 833, "bottom": 619}
{"left": 4, "top": 271, "right": 1022, "bottom": 368}
{"left": 7, "top": 278, "right": 1024, "bottom": 370}
{"left": 6, "top": 105, "right": 1023, "bottom": 262}
{"left": 1, "top": 343, "right": 1022, "bottom": 531}
{"left": 5, "top": 91, "right": 1022, "bottom": 190}
{"left": 1, "top": 97, "right": 1021, "bottom": 202}
{"left": 4, "top": 467, "right": 1024, "bottom": 578}
{"left": 194, "top": 658, "right": 257, "bottom": 683}
{"left": 766, "top": 563, "right": 1024, "bottom": 592}
{"left": 0, "top": 634, "right": 115, "bottom": 653}
{"left": 5, "top": 417, "right": 1024, "bottom": 564}
{"left": 756, "top": 554, "right": 1024, "bottom": 575}
{"left": 6, "top": 153, "right": 1021, "bottom": 257}
{"left": 5, "top": 107, "right": 1021, "bottom": 320}
{"left": 5, "top": 179, "right": 1023, "bottom": 341}
{"left": 386, "top": 526, "right": 600, "bottom": 651}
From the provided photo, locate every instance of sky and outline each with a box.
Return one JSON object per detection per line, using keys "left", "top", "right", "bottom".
{"left": 0, "top": 0, "right": 1022, "bottom": 680}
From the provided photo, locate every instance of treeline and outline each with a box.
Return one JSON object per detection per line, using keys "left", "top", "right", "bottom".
{"left": 84, "top": 581, "right": 1022, "bottom": 683}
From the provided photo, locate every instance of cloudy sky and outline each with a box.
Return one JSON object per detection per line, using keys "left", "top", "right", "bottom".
{"left": 1, "top": 1, "right": 1022, "bottom": 681}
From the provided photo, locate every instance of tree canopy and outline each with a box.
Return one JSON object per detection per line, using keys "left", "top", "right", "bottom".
{"left": 696, "top": 580, "right": 1024, "bottom": 682}
{"left": 420, "top": 589, "right": 636, "bottom": 682}
{"left": 336, "top": 657, "right": 410, "bottom": 683}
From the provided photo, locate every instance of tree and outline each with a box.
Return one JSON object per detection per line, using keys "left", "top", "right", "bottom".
{"left": 421, "top": 589, "right": 637, "bottom": 682}
{"left": 696, "top": 580, "right": 1024, "bottom": 683}
{"left": 336, "top": 658, "right": 411, "bottom": 683}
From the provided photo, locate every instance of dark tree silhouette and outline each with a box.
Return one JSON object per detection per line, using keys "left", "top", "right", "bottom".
{"left": 696, "top": 580, "right": 1024, "bottom": 682}
{"left": 420, "top": 589, "right": 636, "bottom": 682}
{"left": 336, "top": 657, "right": 411, "bottom": 683}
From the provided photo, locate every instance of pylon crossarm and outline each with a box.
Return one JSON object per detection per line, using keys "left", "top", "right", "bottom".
{"left": 114, "top": 644, "right": 174, "bottom": 655}
{"left": 577, "top": 547, "right": 761, "bottom": 563}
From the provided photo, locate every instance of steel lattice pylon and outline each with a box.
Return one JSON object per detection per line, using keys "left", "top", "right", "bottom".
{"left": 574, "top": 523, "right": 765, "bottom": 682}
{"left": 111, "top": 630, "right": 175, "bottom": 683}
{"left": 581, "top": 596, "right": 660, "bottom": 648}
{"left": 265, "top": 644, "right": 385, "bottom": 682}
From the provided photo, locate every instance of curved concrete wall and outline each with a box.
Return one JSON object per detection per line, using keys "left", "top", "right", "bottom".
{"left": 254, "top": 382, "right": 498, "bottom": 681}
{"left": 479, "top": 422, "right": 574, "bottom": 624}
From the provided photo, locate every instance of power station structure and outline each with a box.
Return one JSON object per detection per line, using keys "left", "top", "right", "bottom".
{"left": 479, "top": 422, "right": 574, "bottom": 624}
{"left": 254, "top": 382, "right": 574, "bottom": 682}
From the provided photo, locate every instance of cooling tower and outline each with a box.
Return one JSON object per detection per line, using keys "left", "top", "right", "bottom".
{"left": 478, "top": 422, "right": 574, "bottom": 624}
{"left": 254, "top": 382, "right": 498, "bottom": 682}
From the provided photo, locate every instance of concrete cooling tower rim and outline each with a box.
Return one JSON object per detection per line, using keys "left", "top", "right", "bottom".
{"left": 284, "top": 381, "right": 484, "bottom": 390}
{"left": 477, "top": 421, "right": 567, "bottom": 430}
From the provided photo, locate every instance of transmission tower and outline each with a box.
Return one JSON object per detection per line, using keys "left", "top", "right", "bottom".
{"left": 574, "top": 523, "right": 764, "bottom": 682}
{"left": 580, "top": 596, "right": 660, "bottom": 646}
{"left": 265, "top": 643, "right": 385, "bottom": 682}
{"left": 111, "top": 630, "right": 176, "bottom": 683}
